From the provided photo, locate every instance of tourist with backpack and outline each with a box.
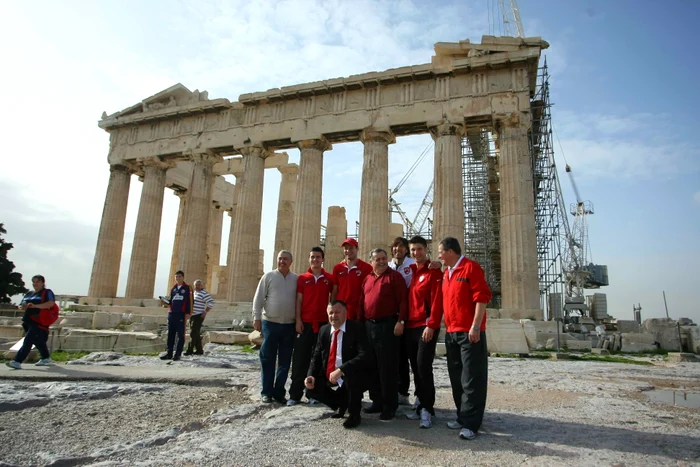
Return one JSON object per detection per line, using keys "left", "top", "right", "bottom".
{"left": 7, "top": 274, "right": 58, "bottom": 369}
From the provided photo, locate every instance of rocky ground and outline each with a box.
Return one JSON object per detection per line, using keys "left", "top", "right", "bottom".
{"left": 1, "top": 346, "right": 699, "bottom": 466}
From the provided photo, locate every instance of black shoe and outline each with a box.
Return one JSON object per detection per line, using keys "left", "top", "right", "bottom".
{"left": 159, "top": 354, "right": 173, "bottom": 360}
{"left": 343, "top": 416, "right": 361, "bottom": 429}
{"left": 379, "top": 410, "right": 395, "bottom": 421}
{"left": 172, "top": 355, "right": 181, "bottom": 361}
{"left": 363, "top": 403, "right": 383, "bottom": 414}
{"left": 273, "top": 396, "right": 287, "bottom": 404}
{"left": 331, "top": 409, "right": 346, "bottom": 419}
{"left": 183, "top": 352, "right": 194, "bottom": 356}
{"left": 261, "top": 395, "right": 273, "bottom": 403}
{"left": 194, "top": 351, "right": 204, "bottom": 355}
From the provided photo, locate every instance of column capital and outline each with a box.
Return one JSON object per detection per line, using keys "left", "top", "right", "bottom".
{"left": 109, "top": 164, "right": 131, "bottom": 175}
{"left": 493, "top": 112, "right": 531, "bottom": 132}
{"left": 173, "top": 188, "right": 187, "bottom": 199}
{"left": 297, "top": 138, "right": 331, "bottom": 152}
{"left": 429, "top": 122, "right": 465, "bottom": 139}
{"left": 360, "top": 128, "right": 395, "bottom": 145}
{"left": 140, "top": 158, "right": 176, "bottom": 170}
{"left": 189, "top": 151, "right": 221, "bottom": 165}
{"left": 277, "top": 163, "right": 299, "bottom": 176}
{"left": 238, "top": 145, "right": 268, "bottom": 159}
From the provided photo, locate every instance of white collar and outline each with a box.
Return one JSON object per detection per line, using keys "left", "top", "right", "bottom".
{"left": 331, "top": 321, "right": 347, "bottom": 334}
{"left": 449, "top": 256, "right": 464, "bottom": 271}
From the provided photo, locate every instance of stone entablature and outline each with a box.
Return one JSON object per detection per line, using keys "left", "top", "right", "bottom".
{"left": 100, "top": 36, "right": 548, "bottom": 165}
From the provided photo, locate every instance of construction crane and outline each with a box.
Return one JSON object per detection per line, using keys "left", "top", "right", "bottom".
{"left": 388, "top": 142, "right": 433, "bottom": 236}
{"left": 497, "top": 0, "right": 525, "bottom": 37}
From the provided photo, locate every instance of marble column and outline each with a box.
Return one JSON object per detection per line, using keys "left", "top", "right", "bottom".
{"left": 496, "top": 115, "right": 541, "bottom": 316}
{"left": 358, "top": 129, "right": 394, "bottom": 259}
{"left": 228, "top": 146, "right": 266, "bottom": 302}
{"left": 180, "top": 152, "right": 219, "bottom": 285}
{"left": 291, "top": 138, "right": 330, "bottom": 273}
{"left": 88, "top": 164, "right": 132, "bottom": 298}
{"left": 206, "top": 203, "right": 224, "bottom": 289}
{"left": 274, "top": 164, "right": 299, "bottom": 269}
{"left": 217, "top": 172, "right": 242, "bottom": 298}
{"left": 325, "top": 206, "right": 347, "bottom": 269}
{"left": 431, "top": 122, "right": 465, "bottom": 246}
{"left": 168, "top": 189, "right": 187, "bottom": 288}
{"left": 125, "top": 160, "right": 170, "bottom": 298}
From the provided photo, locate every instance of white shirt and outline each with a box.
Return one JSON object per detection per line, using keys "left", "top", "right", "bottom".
{"left": 329, "top": 321, "right": 346, "bottom": 387}
{"left": 389, "top": 257, "right": 415, "bottom": 287}
{"left": 447, "top": 256, "right": 465, "bottom": 280}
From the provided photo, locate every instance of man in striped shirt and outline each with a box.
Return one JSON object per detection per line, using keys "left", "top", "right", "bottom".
{"left": 185, "top": 279, "right": 215, "bottom": 356}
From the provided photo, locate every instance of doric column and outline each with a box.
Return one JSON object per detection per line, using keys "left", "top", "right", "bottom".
{"left": 291, "top": 138, "right": 330, "bottom": 273}
{"left": 168, "top": 189, "right": 187, "bottom": 288}
{"left": 325, "top": 206, "right": 347, "bottom": 269}
{"left": 125, "top": 160, "right": 170, "bottom": 298}
{"left": 88, "top": 164, "right": 132, "bottom": 298}
{"left": 358, "top": 129, "right": 394, "bottom": 258}
{"left": 274, "top": 164, "right": 299, "bottom": 269}
{"left": 496, "top": 114, "right": 541, "bottom": 316}
{"left": 228, "top": 146, "right": 267, "bottom": 301}
{"left": 179, "top": 152, "right": 219, "bottom": 284}
{"left": 431, "top": 122, "right": 465, "bottom": 245}
{"left": 206, "top": 203, "right": 224, "bottom": 288}
{"left": 217, "top": 172, "right": 242, "bottom": 298}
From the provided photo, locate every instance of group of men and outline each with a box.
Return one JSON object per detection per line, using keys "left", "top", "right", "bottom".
{"left": 252, "top": 235, "right": 492, "bottom": 441}
{"left": 159, "top": 271, "right": 215, "bottom": 361}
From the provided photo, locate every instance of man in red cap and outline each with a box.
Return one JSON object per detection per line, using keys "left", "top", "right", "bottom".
{"left": 331, "top": 238, "right": 373, "bottom": 321}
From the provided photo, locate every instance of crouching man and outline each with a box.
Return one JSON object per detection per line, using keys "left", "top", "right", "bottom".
{"left": 304, "top": 300, "right": 367, "bottom": 429}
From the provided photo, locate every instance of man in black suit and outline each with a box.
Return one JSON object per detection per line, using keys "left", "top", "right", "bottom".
{"left": 305, "top": 300, "right": 368, "bottom": 429}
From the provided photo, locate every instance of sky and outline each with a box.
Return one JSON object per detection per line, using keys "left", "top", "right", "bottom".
{"left": 0, "top": 0, "right": 698, "bottom": 323}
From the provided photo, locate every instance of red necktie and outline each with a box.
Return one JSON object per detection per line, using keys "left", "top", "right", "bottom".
{"left": 327, "top": 329, "right": 340, "bottom": 380}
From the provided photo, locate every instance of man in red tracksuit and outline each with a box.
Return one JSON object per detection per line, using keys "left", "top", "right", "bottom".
{"left": 403, "top": 235, "right": 443, "bottom": 429}
{"left": 331, "top": 238, "right": 373, "bottom": 321}
{"left": 438, "top": 236, "right": 492, "bottom": 441}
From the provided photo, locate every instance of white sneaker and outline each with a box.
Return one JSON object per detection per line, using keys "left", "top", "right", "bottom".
{"left": 447, "top": 420, "right": 462, "bottom": 430}
{"left": 307, "top": 398, "right": 318, "bottom": 405}
{"left": 398, "top": 394, "right": 411, "bottom": 406}
{"left": 459, "top": 428, "right": 476, "bottom": 440}
{"left": 286, "top": 399, "right": 298, "bottom": 407}
{"left": 35, "top": 358, "right": 53, "bottom": 366}
{"left": 412, "top": 396, "right": 421, "bottom": 410}
{"left": 405, "top": 411, "right": 421, "bottom": 420}
{"left": 6, "top": 361, "right": 21, "bottom": 370}
{"left": 419, "top": 408, "right": 433, "bottom": 429}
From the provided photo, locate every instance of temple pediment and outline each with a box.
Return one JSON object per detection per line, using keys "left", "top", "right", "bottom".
{"left": 100, "top": 83, "right": 216, "bottom": 121}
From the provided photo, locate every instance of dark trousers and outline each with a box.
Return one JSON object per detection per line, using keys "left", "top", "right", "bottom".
{"left": 306, "top": 376, "right": 363, "bottom": 418}
{"left": 15, "top": 325, "right": 50, "bottom": 363}
{"left": 289, "top": 322, "right": 324, "bottom": 401}
{"left": 406, "top": 326, "right": 440, "bottom": 414}
{"left": 260, "top": 320, "right": 295, "bottom": 400}
{"left": 365, "top": 317, "right": 400, "bottom": 412}
{"left": 186, "top": 314, "right": 205, "bottom": 354}
{"left": 398, "top": 331, "right": 411, "bottom": 397}
{"left": 167, "top": 313, "right": 186, "bottom": 356}
{"left": 445, "top": 331, "right": 488, "bottom": 432}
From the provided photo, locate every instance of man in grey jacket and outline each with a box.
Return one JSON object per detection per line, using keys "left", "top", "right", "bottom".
{"left": 253, "top": 250, "right": 299, "bottom": 403}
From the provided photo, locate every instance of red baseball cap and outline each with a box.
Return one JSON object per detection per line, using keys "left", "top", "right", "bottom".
{"left": 341, "top": 238, "right": 358, "bottom": 248}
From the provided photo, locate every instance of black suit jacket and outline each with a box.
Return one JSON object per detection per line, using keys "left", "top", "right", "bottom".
{"left": 308, "top": 320, "right": 367, "bottom": 383}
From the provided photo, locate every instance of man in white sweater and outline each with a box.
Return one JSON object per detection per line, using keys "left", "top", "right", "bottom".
{"left": 253, "top": 250, "right": 299, "bottom": 404}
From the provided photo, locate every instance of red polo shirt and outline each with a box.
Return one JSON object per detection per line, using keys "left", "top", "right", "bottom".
{"left": 297, "top": 268, "right": 335, "bottom": 331}
{"left": 408, "top": 262, "right": 444, "bottom": 329}
{"left": 358, "top": 268, "right": 408, "bottom": 322}
{"left": 332, "top": 259, "right": 373, "bottom": 320}
{"left": 442, "top": 256, "right": 492, "bottom": 333}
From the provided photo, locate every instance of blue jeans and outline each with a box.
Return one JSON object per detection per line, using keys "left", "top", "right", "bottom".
{"left": 260, "top": 320, "right": 295, "bottom": 400}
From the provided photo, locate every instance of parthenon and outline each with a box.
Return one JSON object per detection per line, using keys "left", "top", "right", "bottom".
{"left": 88, "top": 35, "right": 548, "bottom": 320}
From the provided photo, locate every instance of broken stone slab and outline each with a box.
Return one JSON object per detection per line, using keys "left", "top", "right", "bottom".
{"left": 667, "top": 352, "right": 698, "bottom": 363}
{"left": 566, "top": 340, "right": 592, "bottom": 351}
{"left": 617, "top": 320, "right": 641, "bottom": 333}
{"left": 207, "top": 331, "right": 250, "bottom": 345}
{"left": 485, "top": 319, "right": 529, "bottom": 354}
{"left": 592, "top": 348, "right": 610, "bottom": 355}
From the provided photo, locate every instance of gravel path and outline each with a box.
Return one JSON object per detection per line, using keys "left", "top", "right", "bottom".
{"left": 1, "top": 346, "right": 699, "bottom": 466}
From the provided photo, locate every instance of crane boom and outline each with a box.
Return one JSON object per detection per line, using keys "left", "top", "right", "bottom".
{"left": 498, "top": 0, "right": 525, "bottom": 37}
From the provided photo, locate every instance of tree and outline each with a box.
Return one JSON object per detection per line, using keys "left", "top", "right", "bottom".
{"left": 0, "top": 223, "right": 28, "bottom": 303}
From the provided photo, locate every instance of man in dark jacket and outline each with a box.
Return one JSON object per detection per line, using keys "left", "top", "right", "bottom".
{"left": 305, "top": 300, "right": 368, "bottom": 429}
{"left": 160, "top": 270, "right": 193, "bottom": 361}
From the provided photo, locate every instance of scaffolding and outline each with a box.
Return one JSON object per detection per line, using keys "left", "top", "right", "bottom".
{"left": 462, "top": 130, "right": 501, "bottom": 307}
{"left": 529, "top": 60, "right": 567, "bottom": 320}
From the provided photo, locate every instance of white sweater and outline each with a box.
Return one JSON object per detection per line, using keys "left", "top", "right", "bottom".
{"left": 252, "top": 269, "right": 298, "bottom": 324}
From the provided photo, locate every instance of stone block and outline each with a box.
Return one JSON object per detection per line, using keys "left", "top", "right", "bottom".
{"left": 643, "top": 318, "right": 681, "bottom": 351}
{"left": 0, "top": 325, "right": 25, "bottom": 340}
{"left": 499, "top": 308, "right": 543, "bottom": 320}
{"left": 435, "top": 342, "right": 446, "bottom": 357}
{"left": 92, "top": 312, "right": 123, "bottom": 330}
{"left": 485, "top": 319, "right": 529, "bottom": 354}
{"left": 112, "top": 331, "right": 163, "bottom": 353}
{"left": 667, "top": 352, "right": 698, "bottom": 363}
{"left": 520, "top": 320, "right": 558, "bottom": 349}
{"left": 60, "top": 329, "right": 119, "bottom": 352}
{"left": 566, "top": 340, "right": 592, "bottom": 351}
{"left": 207, "top": 331, "right": 250, "bottom": 345}
{"left": 684, "top": 326, "right": 700, "bottom": 354}
{"left": 617, "top": 320, "right": 641, "bottom": 333}
{"left": 592, "top": 348, "right": 610, "bottom": 355}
